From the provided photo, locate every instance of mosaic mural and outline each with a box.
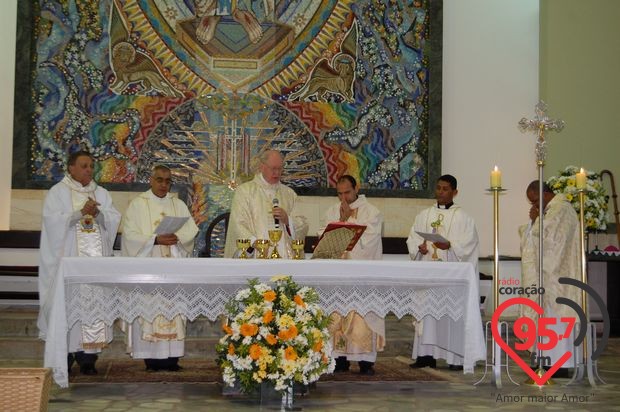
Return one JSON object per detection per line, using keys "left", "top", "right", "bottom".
{"left": 17, "top": 0, "right": 441, "bottom": 255}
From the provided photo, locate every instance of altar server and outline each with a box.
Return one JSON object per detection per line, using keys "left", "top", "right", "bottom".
{"left": 407, "top": 174, "right": 479, "bottom": 370}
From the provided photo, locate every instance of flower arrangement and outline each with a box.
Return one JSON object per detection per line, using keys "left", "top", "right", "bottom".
{"left": 216, "top": 275, "right": 334, "bottom": 393}
{"left": 547, "top": 165, "right": 609, "bottom": 231}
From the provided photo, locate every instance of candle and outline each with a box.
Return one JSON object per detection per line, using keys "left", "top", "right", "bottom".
{"left": 576, "top": 167, "right": 586, "bottom": 189}
{"left": 490, "top": 165, "right": 502, "bottom": 188}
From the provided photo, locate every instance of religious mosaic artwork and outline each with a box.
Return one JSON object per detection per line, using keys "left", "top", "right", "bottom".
{"left": 18, "top": 0, "right": 440, "bottom": 255}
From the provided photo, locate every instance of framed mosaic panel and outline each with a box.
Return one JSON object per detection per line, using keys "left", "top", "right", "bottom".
{"left": 12, "top": 0, "right": 442, "bottom": 254}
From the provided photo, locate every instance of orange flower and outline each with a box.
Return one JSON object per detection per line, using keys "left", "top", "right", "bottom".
{"left": 277, "top": 325, "right": 298, "bottom": 341}
{"left": 263, "top": 290, "right": 276, "bottom": 302}
{"left": 228, "top": 343, "right": 235, "bottom": 355}
{"left": 249, "top": 343, "right": 263, "bottom": 360}
{"left": 262, "top": 310, "right": 274, "bottom": 324}
{"left": 240, "top": 323, "right": 259, "bottom": 337}
{"left": 284, "top": 346, "right": 298, "bottom": 361}
{"left": 312, "top": 340, "right": 323, "bottom": 352}
{"left": 222, "top": 324, "right": 233, "bottom": 335}
{"left": 293, "top": 294, "right": 306, "bottom": 307}
{"left": 265, "top": 334, "right": 277, "bottom": 345}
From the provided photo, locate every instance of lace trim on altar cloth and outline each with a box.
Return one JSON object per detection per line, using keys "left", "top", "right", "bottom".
{"left": 66, "top": 284, "right": 466, "bottom": 327}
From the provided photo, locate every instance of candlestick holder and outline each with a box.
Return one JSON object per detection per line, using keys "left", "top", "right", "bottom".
{"left": 566, "top": 189, "right": 605, "bottom": 386}
{"left": 476, "top": 187, "right": 517, "bottom": 388}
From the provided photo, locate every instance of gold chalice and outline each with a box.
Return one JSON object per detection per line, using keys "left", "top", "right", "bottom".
{"left": 291, "top": 239, "right": 305, "bottom": 260}
{"left": 236, "top": 238, "right": 251, "bottom": 259}
{"left": 268, "top": 229, "right": 283, "bottom": 259}
{"left": 255, "top": 239, "right": 270, "bottom": 259}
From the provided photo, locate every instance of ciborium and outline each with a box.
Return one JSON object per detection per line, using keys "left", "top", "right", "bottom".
{"left": 291, "top": 239, "right": 305, "bottom": 260}
{"left": 268, "top": 229, "right": 283, "bottom": 259}
{"left": 255, "top": 239, "right": 270, "bottom": 259}
{"left": 236, "top": 238, "right": 251, "bottom": 259}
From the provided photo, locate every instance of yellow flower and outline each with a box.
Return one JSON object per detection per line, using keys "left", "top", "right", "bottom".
{"left": 270, "top": 275, "right": 290, "bottom": 282}
{"left": 263, "top": 290, "right": 276, "bottom": 302}
{"left": 278, "top": 314, "right": 295, "bottom": 328}
{"left": 566, "top": 193, "right": 573, "bottom": 201}
{"left": 284, "top": 346, "right": 298, "bottom": 361}
{"left": 249, "top": 344, "right": 263, "bottom": 360}
{"left": 240, "top": 323, "right": 259, "bottom": 337}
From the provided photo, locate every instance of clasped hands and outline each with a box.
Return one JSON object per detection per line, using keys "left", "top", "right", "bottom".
{"left": 81, "top": 198, "right": 100, "bottom": 217}
{"left": 339, "top": 201, "right": 353, "bottom": 222}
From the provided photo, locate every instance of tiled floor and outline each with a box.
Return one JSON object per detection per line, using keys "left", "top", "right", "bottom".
{"left": 4, "top": 343, "right": 620, "bottom": 411}
{"left": 2, "top": 305, "right": 620, "bottom": 411}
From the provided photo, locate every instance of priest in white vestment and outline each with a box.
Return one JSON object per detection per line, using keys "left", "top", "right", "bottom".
{"left": 519, "top": 180, "right": 581, "bottom": 377}
{"left": 38, "top": 150, "right": 121, "bottom": 375}
{"left": 224, "top": 150, "right": 308, "bottom": 258}
{"left": 121, "top": 165, "right": 199, "bottom": 371}
{"left": 318, "top": 175, "right": 384, "bottom": 375}
{"left": 407, "top": 174, "right": 479, "bottom": 370}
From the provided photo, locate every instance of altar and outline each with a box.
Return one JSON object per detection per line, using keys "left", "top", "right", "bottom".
{"left": 43, "top": 257, "right": 486, "bottom": 387}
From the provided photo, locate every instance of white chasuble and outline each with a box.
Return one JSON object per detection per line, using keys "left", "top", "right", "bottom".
{"left": 121, "top": 190, "right": 199, "bottom": 359}
{"left": 406, "top": 204, "right": 480, "bottom": 365}
{"left": 319, "top": 195, "right": 385, "bottom": 362}
{"left": 224, "top": 174, "right": 308, "bottom": 258}
{"left": 519, "top": 194, "right": 581, "bottom": 366}
{"left": 38, "top": 176, "right": 121, "bottom": 352}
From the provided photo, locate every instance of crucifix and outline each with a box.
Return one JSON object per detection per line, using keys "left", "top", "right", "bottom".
{"left": 518, "top": 100, "right": 565, "bottom": 384}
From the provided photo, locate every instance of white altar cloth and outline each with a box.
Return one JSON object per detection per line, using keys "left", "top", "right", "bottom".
{"left": 44, "top": 257, "right": 486, "bottom": 387}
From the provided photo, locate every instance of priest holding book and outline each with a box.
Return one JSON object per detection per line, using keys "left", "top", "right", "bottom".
{"left": 318, "top": 175, "right": 384, "bottom": 375}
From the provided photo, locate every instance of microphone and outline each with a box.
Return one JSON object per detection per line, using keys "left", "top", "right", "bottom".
{"left": 272, "top": 198, "right": 280, "bottom": 228}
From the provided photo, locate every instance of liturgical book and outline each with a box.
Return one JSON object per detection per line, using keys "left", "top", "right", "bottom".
{"left": 312, "top": 222, "right": 366, "bottom": 259}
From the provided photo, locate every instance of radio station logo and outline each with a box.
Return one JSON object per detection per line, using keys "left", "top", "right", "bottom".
{"left": 491, "top": 277, "right": 609, "bottom": 385}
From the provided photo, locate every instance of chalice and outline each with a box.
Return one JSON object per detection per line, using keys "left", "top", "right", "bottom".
{"left": 268, "top": 229, "right": 283, "bottom": 259}
{"left": 255, "top": 239, "right": 270, "bottom": 259}
{"left": 291, "top": 239, "right": 305, "bottom": 260}
{"left": 236, "top": 238, "right": 251, "bottom": 259}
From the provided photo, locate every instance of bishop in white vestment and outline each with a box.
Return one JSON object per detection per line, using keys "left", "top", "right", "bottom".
{"left": 38, "top": 151, "right": 121, "bottom": 375}
{"left": 121, "top": 165, "right": 199, "bottom": 371}
{"left": 318, "top": 175, "right": 384, "bottom": 375}
{"left": 519, "top": 181, "right": 581, "bottom": 373}
{"left": 224, "top": 150, "right": 308, "bottom": 258}
{"left": 407, "top": 175, "right": 479, "bottom": 369}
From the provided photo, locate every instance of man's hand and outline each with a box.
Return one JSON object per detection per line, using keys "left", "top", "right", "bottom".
{"left": 418, "top": 241, "right": 429, "bottom": 255}
{"left": 155, "top": 233, "right": 178, "bottom": 246}
{"left": 272, "top": 207, "right": 290, "bottom": 226}
{"left": 339, "top": 201, "right": 353, "bottom": 222}
{"left": 529, "top": 204, "right": 539, "bottom": 223}
{"left": 433, "top": 241, "right": 451, "bottom": 250}
{"left": 81, "top": 198, "right": 100, "bottom": 217}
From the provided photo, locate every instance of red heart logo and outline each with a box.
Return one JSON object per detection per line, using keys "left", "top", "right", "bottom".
{"left": 491, "top": 297, "right": 572, "bottom": 385}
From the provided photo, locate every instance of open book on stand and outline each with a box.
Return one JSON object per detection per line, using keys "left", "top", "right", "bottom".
{"left": 312, "top": 222, "right": 366, "bottom": 259}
